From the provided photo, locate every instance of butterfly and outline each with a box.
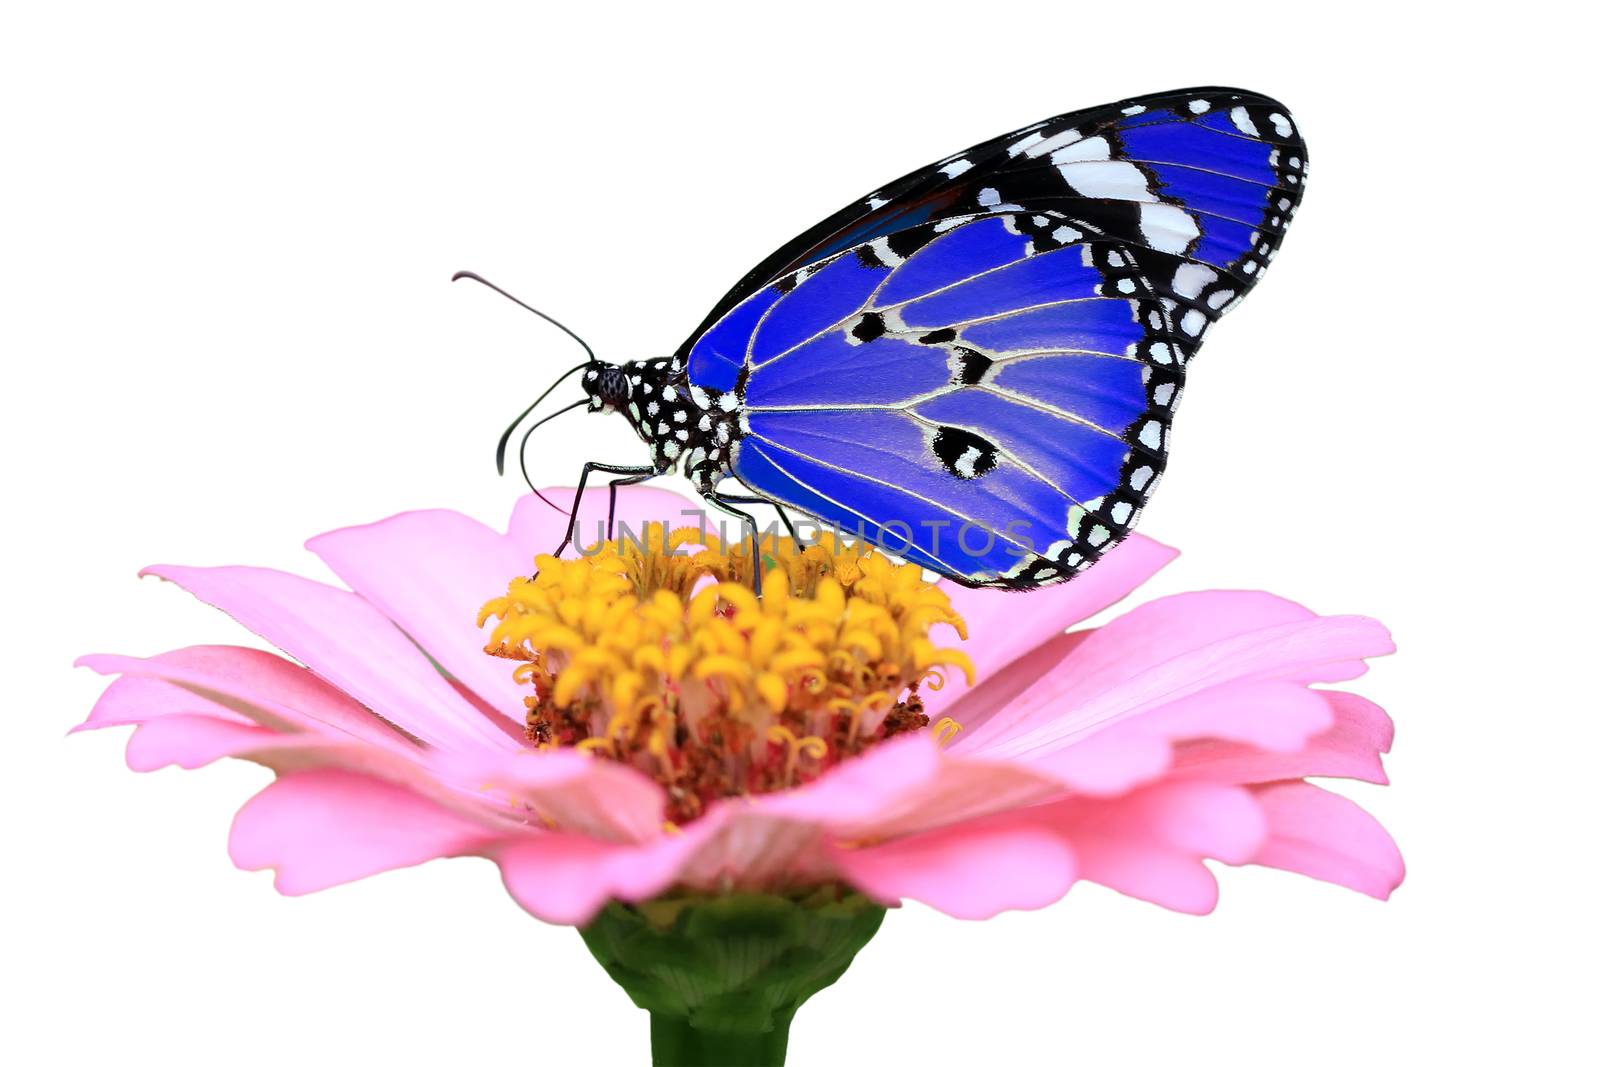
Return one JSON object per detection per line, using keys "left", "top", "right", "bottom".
{"left": 470, "top": 86, "right": 1307, "bottom": 590}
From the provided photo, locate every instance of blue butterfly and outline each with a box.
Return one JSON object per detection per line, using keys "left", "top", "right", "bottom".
{"left": 471, "top": 86, "right": 1306, "bottom": 590}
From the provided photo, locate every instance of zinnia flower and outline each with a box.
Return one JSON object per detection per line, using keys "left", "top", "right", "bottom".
{"left": 77, "top": 486, "right": 1401, "bottom": 1063}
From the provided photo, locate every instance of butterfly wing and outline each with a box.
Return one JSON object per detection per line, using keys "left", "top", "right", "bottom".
{"left": 679, "top": 87, "right": 1307, "bottom": 587}
{"left": 676, "top": 86, "right": 1305, "bottom": 359}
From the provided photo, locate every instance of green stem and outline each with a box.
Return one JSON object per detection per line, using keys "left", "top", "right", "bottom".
{"left": 649, "top": 1010, "right": 793, "bottom": 1067}
{"left": 578, "top": 887, "right": 887, "bottom": 1067}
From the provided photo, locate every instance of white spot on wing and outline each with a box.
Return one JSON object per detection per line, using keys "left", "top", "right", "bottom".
{"left": 869, "top": 237, "right": 904, "bottom": 266}
{"left": 1059, "top": 160, "right": 1155, "bottom": 201}
{"left": 1138, "top": 204, "right": 1200, "bottom": 253}
{"left": 1171, "top": 263, "right": 1217, "bottom": 300}
{"left": 1008, "top": 130, "right": 1045, "bottom": 157}
{"left": 1023, "top": 127, "right": 1084, "bottom": 158}
{"left": 1049, "top": 135, "right": 1111, "bottom": 165}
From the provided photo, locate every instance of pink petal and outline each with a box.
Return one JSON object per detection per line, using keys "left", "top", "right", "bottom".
{"left": 141, "top": 565, "right": 519, "bottom": 753}
{"left": 1171, "top": 691, "right": 1393, "bottom": 786}
{"left": 938, "top": 630, "right": 1093, "bottom": 741}
{"left": 77, "top": 651, "right": 538, "bottom": 821}
{"left": 230, "top": 769, "right": 505, "bottom": 894}
{"left": 924, "top": 534, "right": 1178, "bottom": 719}
{"left": 1067, "top": 836, "right": 1221, "bottom": 913}
{"left": 671, "top": 807, "right": 837, "bottom": 890}
{"left": 1247, "top": 781, "right": 1404, "bottom": 899}
{"left": 1127, "top": 678, "right": 1337, "bottom": 751}
{"left": 752, "top": 735, "right": 942, "bottom": 824}
{"left": 949, "top": 587, "right": 1325, "bottom": 748}
{"left": 119, "top": 711, "right": 407, "bottom": 778}
{"left": 965, "top": 591, "right": 1393, "bottom": 763}
{"left": 306, "top": 509, "right": 532, "bottom": 721}
{"left": 76, "top": 653, "right": 530, "bottom": 817}
{"left": 1027, "top": 680, "right": 1336, "bottom": 796}
{"left": 1053, "top": 782, "right": 1267, "bottom": 914}
{"left": 78, "top": 666, "right": 252, "bottom": 730}
{"left": 495, "top": 830, "right": 701, "bottom": 925}
{"left": 123, "top": 713, "right": 288, "bottom": 770}
{"left": 655, "top": 742, "right": 1073, "bottom": 897}
{"left": 831, "top": 810, "right": 1078, "bottom": 919}
{"left": 76, "top": 645, "right": 415, "bottom": 753}
{"left": 437, "top": 747, "right": 667, "bottom": 843}
{"left": 751, "top": 734, "right": 1062, "bottom": 840}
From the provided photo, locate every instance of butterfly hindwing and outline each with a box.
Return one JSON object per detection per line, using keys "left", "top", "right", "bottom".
{"left": 702, "top": 212, "right": 1187, "bottom": 586}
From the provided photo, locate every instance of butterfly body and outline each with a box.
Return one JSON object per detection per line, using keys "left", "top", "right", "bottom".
{"left": 581, "top": 357, "right": 740, "bottom": 495}
{"left": 551, "top": 87, "right": 1307, "bottom": 589}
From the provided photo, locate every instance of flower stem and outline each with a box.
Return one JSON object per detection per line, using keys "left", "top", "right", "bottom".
{"left": 578, "top": 886, "right": 888, "bottom": 1067}
{"left": 648, "top": 1011, "right": 793, "bottom": 1067}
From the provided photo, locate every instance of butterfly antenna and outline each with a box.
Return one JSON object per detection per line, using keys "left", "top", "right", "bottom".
{"left": 492, "top": 362, "right": 588, "bottom": 476}
{"left": 455, "top": 271, "right": 603, "bottom": 515}
{"left": 452, "top": 270, "right": 598, "bottom": 363}
{"left": 517, "top": 398, "right": 588, "bottom": 504}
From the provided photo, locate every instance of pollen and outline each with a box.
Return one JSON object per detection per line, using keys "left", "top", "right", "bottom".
{"left": 478, "top": 523, "right": 973, "bottom": 823}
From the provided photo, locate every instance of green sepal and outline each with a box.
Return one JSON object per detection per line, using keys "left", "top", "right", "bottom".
{"left": 578, "top": 885, "right": 888, "bottom": 1066}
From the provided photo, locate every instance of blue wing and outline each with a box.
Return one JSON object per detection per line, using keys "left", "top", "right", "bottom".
{"left": 679, "top": 88, "right": 1305, "bottom": 587}
{"left": 676, "top": 87, "right": 1305, "bottom": 356}
{"left": 698, "top": 215, "right": 1177, "bottom": 585}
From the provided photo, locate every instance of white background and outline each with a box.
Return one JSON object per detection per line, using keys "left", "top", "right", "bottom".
{"left": 5, "top": 3, "right": 1594, "bottom": 1064}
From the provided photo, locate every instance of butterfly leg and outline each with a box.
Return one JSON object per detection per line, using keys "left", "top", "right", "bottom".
{"left": 712, "top": 493, "right": 800, "bottom": 542}
{"left": 605, "top": 471, "right": 655, "bottom": 541}
{"left": 552, "top": 461, "right": 657, "bottom": 557}
{"left": 706, "top": 493, "right": 767, "bottom": 598}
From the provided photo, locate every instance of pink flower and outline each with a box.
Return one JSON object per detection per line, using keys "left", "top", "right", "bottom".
{"left": 76, "top": 488, "right": 1402, "bottom": 925}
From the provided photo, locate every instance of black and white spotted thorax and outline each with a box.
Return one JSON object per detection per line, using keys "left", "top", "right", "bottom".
{"left": 581, "top": 358, "right": 742, "bottom": 493}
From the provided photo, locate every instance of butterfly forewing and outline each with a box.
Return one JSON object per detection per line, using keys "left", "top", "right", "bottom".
{"left": 676, "top": 86, "right": 1306, "bottom": 357}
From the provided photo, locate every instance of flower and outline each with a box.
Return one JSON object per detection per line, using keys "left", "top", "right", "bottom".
{"left": 76, "top": 487, "right": 1402, "bottom": 927}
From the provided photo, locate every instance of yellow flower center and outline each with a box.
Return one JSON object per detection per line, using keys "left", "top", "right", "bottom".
{"left": 478, "top": 524, "right": 973, "bottom": 823}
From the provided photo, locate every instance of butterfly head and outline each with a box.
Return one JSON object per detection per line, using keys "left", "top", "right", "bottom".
{"left": 581, "top": 362, "right": 632, "bottom": 412}
{"left": 580, "top": 357, "right": 679, "bottom": 419}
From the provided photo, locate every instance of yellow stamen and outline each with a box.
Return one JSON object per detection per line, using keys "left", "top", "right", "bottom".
{"left": 931, "top": 717, "right": 964, "bottom": 747}
{"left": 767, "top": 724, "right": 831, "bottom": 787}
{"left": 479, "top": 526, "right": 971, "bottom": 823}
